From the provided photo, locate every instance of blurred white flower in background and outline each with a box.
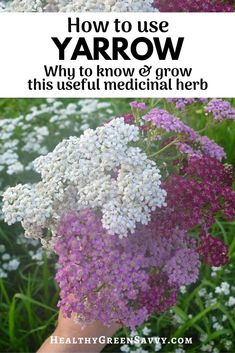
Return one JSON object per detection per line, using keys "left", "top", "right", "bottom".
{"left": 0, "top": 99, "right": 113, "bottom": 184}
{"left": 142, "top": 326, "right": 151, "bottom": 336}
{"left": 215, "top": 282, "right": 230, "bottom": 295}
{"left": 120, "top": 345, "right": 130, "bottom": 353}
{"left": 227, "top": 296, "right": 235, "bottom": 307}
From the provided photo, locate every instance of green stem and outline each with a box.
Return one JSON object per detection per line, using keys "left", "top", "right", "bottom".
{"left": 197, "top": 121, "right": 215, "bottom": 134}
{"left": 148, "top": 138, "right": 179, "bottom": 158}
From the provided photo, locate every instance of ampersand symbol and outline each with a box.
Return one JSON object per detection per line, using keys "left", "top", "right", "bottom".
{"left": 139, "top": 65, "right": 152, "bottom": 77}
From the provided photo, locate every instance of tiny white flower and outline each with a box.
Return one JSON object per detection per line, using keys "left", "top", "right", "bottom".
{"left": 213, "top": 348, "right": 219, "bottom": 353}
{"left": 212, "top": 322, "right": 223, "bottom": 331}
{"left": 201, "top": 344, "right": 213, "bottom": 352}
{"left": 215, "top": 282, "right": 230, "bottom": 296}
{"left": 0, "top": 245, "right": 6, "bottom": 253}
{"left": 224, "top": 340, "right": 232, "bottom": 349}
{"left": 9, "top": 259, "right": 20, "bottom": 271}
{"left": 227, "top": 296, "right": 235, "bottom": 307}
{"left": 0, "top": 269, "right": 8, "bottom": 278}
{"left": 198, "top": 288, "right": 207, "bottom": 297}
{"left": 175, "top": 349, "right": 185, "bottom": 353}
{"left": 135, "top": 349, "right": 149, "bottom": 353}
{"left": 155, "top": 343, "right": 162, "bottom": 352}
{"left": 211, "top": 266, "right": 221, "bottom": 272}
{"left": 180, "top": 286, "right": 187, "bottom": 294}
{"left": 120, "top": 345, "right": 130, "bottom": 353}
{"left": 222, "top": 315, "right": 227, "bottom": 322}
{"left": 2, "top": 253, "right": 10, "bottom": 261}
{"left": 200, "top": 334, "right": 208, "bottom": 343}
{"left": 142, "top": 327, "right": 151, "bottom": 336}
{"left": 130, "top": 330, "right": 138, "bottom": 337}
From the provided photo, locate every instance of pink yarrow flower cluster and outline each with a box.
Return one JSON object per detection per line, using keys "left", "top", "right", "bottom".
{"left": 156, "top": 157, "right": 235, "bottom": 233}
{"left": 154, "top": 0, "right": 234, "bottom": 12}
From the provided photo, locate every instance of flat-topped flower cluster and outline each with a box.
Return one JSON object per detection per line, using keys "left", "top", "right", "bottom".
{"left": 3, "top": 118, "right": 166, "bottom": 239}
{"left": 154, "top": 0, "right": 234, "bottom": 12}
{"left": 55, "top": 210, "right": 199, "bottom": 328}
{"left": 2, "top": 98, "right": 235, "bottom": 329}
{"left": 0, "top": 0, "right": 156, "bottom": 12}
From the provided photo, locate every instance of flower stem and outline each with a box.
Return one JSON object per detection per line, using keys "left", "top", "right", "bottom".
{"left": 148, "top": 138, "right": 180, "bottom": 158}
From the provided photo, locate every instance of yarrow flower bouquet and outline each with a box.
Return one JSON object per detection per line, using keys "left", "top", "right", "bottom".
{"left": 2, "top": 98, "right": 235, "bottom": 330}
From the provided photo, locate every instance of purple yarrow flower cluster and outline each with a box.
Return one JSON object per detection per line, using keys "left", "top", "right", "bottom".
{"left": 183, "top": 157, "right": 235, "bottom": 222}
{"left": 197, "top": 135, "right": 226, "bottom": 161}
{"left": 143, "top": 108, "right": 226, "bottom": 161}
{"left": 198, "top": 233, "right": 229, "bottom": 267}
{"left": 129, "top": 101, "right": 147, "bottom": 110}
{"left": 154, "top": 0, "right": 234, "bottom": 12}
{"left": 167, "top": 98, "right": 208, "bottom": 110}
{"left": 164, "top": 248, "right": 200, "bottom": 286}
{"left": 152, "top": 156, "right": 235, "bottom": 247}
{"left": 54, "top": 210, "right": 200, "bottom": 329}
{"left": 123, "top": 113, "right": 134, "bottom": 124}
{"left": 183, "top": 155, "right": 234, "bottom": 188}
{"left": 139, "top": 273, "right": 178, "bottom": 315}
{"left": 176, "top": 142, "right": 202, "bottom": 159}
{"left": 142, "top": 108, "right": 197, "bottom": 139}
{"left": 205, "top": 99, "right": 235, "bottom": 122}
{"left": 54, "top": 210, "right": 149, "bottom": 329}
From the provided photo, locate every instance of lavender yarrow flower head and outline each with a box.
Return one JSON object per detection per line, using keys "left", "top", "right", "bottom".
{"left": 167, "top": 98, "right": 196, "bottom": 110}
{"left": 142, "top": 108, "right": 226, "bottom": 161}
{"left": 197, "top": 135, "right": 226, "bottom": 161}
{"left": 142, "top": 108, "right": 197, "bottom": 139}
{"left": 176, "top": 142, "right": 202, "bottom": 159}
{"left": 164, "top": 248, "right": 200, "bottom": 286}
{"left": 167, "top": 98, "right": 208, "bottom": 110}
{"left": 205, "top": 99, "right": 235, "bottom": 122}
{"left": 55, "top": 210, "right": 200, "bottom": 328}
{"left": 55, "top": 210, "right": 150, "bottom": 328}
{"left": 176, "top": 136, "right": 226, "bottom": 161}
{"left": 129, "top": 101, "right": 147, "bottom": 110}
{"left": 3, "top": 118, "right": 166, "bottom": 240}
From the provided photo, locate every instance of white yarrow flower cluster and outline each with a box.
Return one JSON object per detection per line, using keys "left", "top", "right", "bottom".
{"left": 1, "top": 0, "right": 44, "bottom": 11}
{"left": 1, "top": 0, "right": 157, "bottom": 12}
{"left": 57, "top": 0, "right": 157, "bottom": 12}
{"left": 3, "top": 118, "right": 166, "bottom": 239}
